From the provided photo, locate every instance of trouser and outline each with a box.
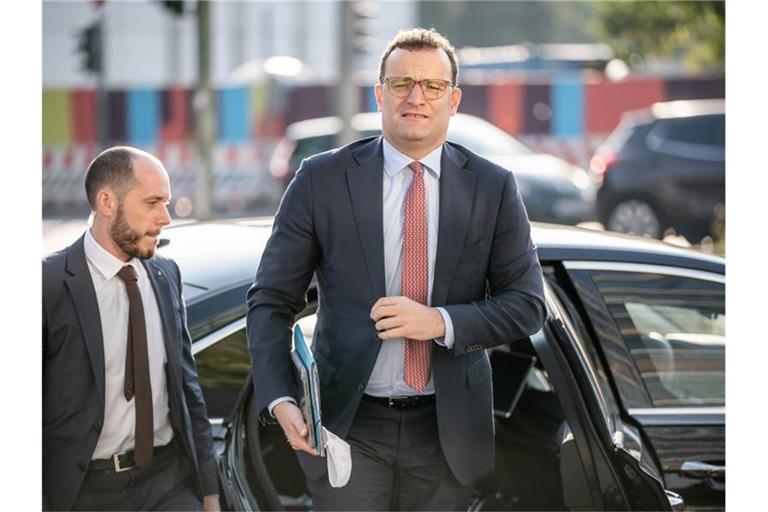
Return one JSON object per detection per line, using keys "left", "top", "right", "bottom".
{"left": 71, "top": 441, "right": 202, "bottom": 511}
{"left": 306, "top": 396, "right": 474, "bottom": 511}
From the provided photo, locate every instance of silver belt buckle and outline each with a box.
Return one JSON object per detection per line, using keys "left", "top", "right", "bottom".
{"left": 112, "top": 451, "right": 133, "bottom": 473}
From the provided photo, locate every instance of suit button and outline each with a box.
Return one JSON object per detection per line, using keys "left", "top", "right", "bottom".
{"left": 357, "top": 384, "right": 364, "bottom": 392}
{"left": 77, "top": 462, "right": 87, "bottom": 472}
{"left": 93, "top": 423, "right": 102, "bottom": 433}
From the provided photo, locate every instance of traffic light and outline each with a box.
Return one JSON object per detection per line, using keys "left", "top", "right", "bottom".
{"left": 76, "top": 21, "right": 101, "bottom": 74}
{"left": 351, "top": 1, "right": 377, "bottom": 55}
{"left": 162, "top": 1, "right": 184, "bottom": 16}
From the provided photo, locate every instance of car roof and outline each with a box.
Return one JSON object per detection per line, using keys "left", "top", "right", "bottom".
{"left": 159, "top": 217, "right": 724, "bottom": 299}
{"left": 651, "top": 98, "right": 724, "bottom": 118}
{"left": 620, "top": 99, "right": 724, "bottom": 125}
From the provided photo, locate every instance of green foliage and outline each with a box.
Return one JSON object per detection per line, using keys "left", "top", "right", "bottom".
{"left": 419, "top": 1, "right": 600, "bottom": 46}
{"left": 593, "top": 1, "right": 724, "bottom": 71}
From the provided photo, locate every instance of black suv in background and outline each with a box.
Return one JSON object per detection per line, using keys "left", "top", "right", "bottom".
{"left": 590, "top": 99, "right": 724, "bottom": 242}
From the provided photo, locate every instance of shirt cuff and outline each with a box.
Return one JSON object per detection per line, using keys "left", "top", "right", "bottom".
{"left": 268, "top": 396, "right": 296, "bottom": 417}
{"left": 433, "top": 307, "right": 455, "bottom": 350}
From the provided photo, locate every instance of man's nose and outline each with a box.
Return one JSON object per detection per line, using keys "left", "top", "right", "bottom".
{"left": 158, "top": 204, "right": 172, "bottom": 226}
{"left": 406, "top": 81, "right": 427, "bottom": 103}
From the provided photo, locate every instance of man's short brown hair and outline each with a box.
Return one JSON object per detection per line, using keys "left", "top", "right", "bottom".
{"left": 378, "top": 27, "right": 459, "bottom": 86}
{"left": 84, "top": 146, "right": 139, "bottom": 209}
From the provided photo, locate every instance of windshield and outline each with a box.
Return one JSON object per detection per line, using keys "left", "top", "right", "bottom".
{"left": 447, "top": 116, "right": 535, "bottom": 157}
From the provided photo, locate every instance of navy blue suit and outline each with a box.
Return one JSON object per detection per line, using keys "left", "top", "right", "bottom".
{"left": 247, "top": 137, "right": 546, "bottom": 485}
{"left": 42, "top": 237, "right": 218, "bottom": 510}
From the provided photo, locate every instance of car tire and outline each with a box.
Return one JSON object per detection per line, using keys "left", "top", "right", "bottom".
{"left": 606, "top": 198, "right": 663, "bottom": 239}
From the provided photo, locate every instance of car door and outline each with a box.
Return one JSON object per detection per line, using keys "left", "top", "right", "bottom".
{"left": 191, "top": 312, "right": 320, "bottom": 511}
{"left": 564, "top": 262, "right": 725, "bottom": 511}
{"left": 647, "top": 115, "right": 725, "bottom": 228}
{"left": 536, "top": 268, "right": 678, "bottom": 511}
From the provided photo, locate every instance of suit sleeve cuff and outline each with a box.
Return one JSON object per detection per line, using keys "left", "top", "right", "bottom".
{"left": 268, "top": 396, "right": 296, "bottom": 417}
{"left": 433, "top": 307, "right": 455, "bottom": 350}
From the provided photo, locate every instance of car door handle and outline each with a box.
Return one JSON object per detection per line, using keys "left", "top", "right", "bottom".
{"left": 679, "top": 460, "right": 725, "bottom": 479}
{"left": 680, "top": 461, "right": 726, "bottom": 491}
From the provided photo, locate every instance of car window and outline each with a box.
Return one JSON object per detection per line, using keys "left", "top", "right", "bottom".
{"left": 291, "top": 135, "right": 335, "bottom": 171}
{"left": 656, "top": 114, "right": 724, "bottom": 147}
{"left": 447, "top": 119, "right": 534, "bottom": 157}
{"left": 193, "top": 312, "right": 316, "bottom": 420}
{"left": 194, "top": 327, "right": 252, "bottom": 418}
{"left": 590, "top": 271, "right": 724, "bottom": 407}
{"left": 647, "top": 114, "right": 725, "bottom": 162}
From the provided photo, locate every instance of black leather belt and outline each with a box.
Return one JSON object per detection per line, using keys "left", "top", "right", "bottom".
{"left": 363, "top": 394, "right": 435, "bottom": 410}
{"left": 88, "top": 443, "right": 174, "bottom": 473}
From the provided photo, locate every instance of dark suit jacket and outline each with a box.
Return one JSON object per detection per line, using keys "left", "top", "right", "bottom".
{"left": 246, "top": 137, "right": 546, "bottom": 485}
{"left": 42, "top": 236, "right": 218, "bottom": 511}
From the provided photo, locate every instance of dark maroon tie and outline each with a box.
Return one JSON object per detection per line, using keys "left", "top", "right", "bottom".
{"left": 117, "top": 265, "right": 154, "bottom": 467}
{"left": 402, "top": 161, "right": 431, "bottom": 392}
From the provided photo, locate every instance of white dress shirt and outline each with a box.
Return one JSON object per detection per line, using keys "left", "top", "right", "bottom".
{"left": 84, "top": 229, "right": 174, "bottom": 459}
{"left": 364, "top": 139, "right": 454, "bottom": 397}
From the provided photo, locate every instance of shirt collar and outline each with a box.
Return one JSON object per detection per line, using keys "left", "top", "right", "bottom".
{"left": 382, "top": 138, "right": 443, "bottom": 180}
{"left": 84, "top": 228, "right": 140, "bottom": 280}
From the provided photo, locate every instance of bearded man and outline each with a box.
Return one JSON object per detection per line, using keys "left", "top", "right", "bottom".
{"left": 43, "top": 146, "right": 220, "bottom": 511}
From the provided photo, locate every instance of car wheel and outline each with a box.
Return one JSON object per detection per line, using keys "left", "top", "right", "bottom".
{"left": 606, "top": 199, "right": 662, "bottom": 238}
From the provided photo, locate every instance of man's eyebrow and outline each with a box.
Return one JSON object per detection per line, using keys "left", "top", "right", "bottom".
{"left": 144, "top": 194, "right": 170, "bottom": 202}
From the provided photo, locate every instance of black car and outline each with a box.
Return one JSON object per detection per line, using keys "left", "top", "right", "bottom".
{"left": 159, "top": 218, "right": 724, "bottom": 511}
{"left": 270, "top": 113, "right": 596, "bottom": 226}
{"left": 590, "top": 99, "right": 725, "bottom": 242}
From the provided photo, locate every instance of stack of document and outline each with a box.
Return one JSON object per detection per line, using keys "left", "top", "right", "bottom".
{"left": 291, "top": 324, "right": 325, "bottom": 457}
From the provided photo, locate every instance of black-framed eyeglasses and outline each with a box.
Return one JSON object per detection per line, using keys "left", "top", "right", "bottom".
{"left": 382, "top": 77, "right": 454, "bottom": 100}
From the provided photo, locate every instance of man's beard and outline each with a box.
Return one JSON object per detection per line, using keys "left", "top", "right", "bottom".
{"left": 110, "top": 204, "right": 160, "bottom": 260}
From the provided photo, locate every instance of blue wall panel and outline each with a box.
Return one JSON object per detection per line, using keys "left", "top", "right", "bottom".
{"left": 552, "top": 75, "right": 584, "bottom": 138}
{"left": 127, "top": 88, "right": 159, "bottom": 144}
{"left": 218, "top": 87, "right": 250, "bottom": 143}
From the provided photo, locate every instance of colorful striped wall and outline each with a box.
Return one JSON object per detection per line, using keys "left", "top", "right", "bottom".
{"left": 42, "top": 75, "right": 724, "bottom": 148}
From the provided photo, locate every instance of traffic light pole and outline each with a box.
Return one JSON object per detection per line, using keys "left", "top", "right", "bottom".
{"left": 194, "top": 0, "right": 214, "bottom": 220}
{"left": 337, "top": 1, "right": 358, "bottom": 146}
{"left": 96, "top": 5, "right": 108, "bottom": 149}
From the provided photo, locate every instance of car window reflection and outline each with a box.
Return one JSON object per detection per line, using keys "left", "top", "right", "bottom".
{"left": 591, "top": 271, "right": 725, "bottom": 407}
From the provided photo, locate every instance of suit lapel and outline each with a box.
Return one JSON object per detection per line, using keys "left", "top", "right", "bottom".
{"left": 143, "top": 259, "right": 182, "bottom": 388}
{"left": 432, "top": 143, "right": 475, "bottom": 306}
{"left": 64, "top": 235, "right": 106, "bottom": 412}
{"left": 346, "top": 138, "right": 386, "bottom": 300}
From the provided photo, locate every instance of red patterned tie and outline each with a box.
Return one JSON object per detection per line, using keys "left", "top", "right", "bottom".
{"left": 402, "top": 161, "right": 431, "bottom": 392}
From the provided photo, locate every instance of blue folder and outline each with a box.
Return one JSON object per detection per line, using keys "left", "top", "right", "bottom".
{"left": 291, "top": 323, "right": 325, "bottom": 457}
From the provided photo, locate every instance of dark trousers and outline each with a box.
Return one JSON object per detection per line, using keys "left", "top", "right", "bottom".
{"left": 306, "top": 398, "right": 473, "bottom": 511}
{"left": 72, "top": 443, "right": 202, "bottom": 511}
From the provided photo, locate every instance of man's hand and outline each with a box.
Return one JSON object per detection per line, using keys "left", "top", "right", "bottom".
{"left": 202, "top": 495, "right": 221, "bottom": 511}
{"left": 273, "top": 401, "right": 319, "bottom": 455}
{"left": 370, "top": 296, "right": 446, "bottom": 341}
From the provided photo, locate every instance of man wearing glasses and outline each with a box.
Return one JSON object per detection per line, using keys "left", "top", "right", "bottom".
{"left": 247, "top": 28, "right": 545, "bottom": 510}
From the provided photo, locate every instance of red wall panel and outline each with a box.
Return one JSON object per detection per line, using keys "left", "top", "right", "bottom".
{"left": 160, "top": 87, "right": 190, "bottom": 142}
{"left": 487, "top": 83, "right": 523, "bottom": 134}
{"left": 71, "top": 89, "right": 97, "bottom": 144}
{"left": 585, "top": 78, "right": 665, "bottom": 134}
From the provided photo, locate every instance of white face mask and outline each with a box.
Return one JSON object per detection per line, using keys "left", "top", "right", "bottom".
{"left": 322, "top": 427, "right": 352, "bottom": 488}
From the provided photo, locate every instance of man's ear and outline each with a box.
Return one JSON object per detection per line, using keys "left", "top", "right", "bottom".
{"left": 95, "top": 188, "right": 118, "bottom": 217}
{"left": 449, "top": 86, "right": 462, "bottom": 115}
{"left": 374, "top": 83, "right": 383, "bottom": 112}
